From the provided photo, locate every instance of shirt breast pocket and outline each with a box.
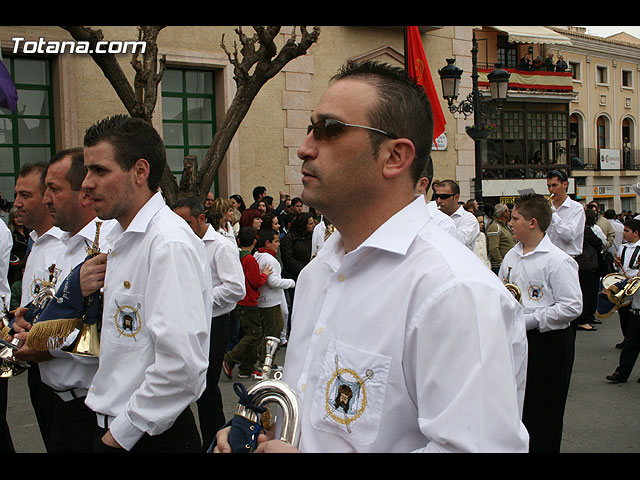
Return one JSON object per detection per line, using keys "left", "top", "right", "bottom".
{"left": 104, "top": 293, "right": 148, "bottom": 348}
{"left": 309, "top": 338, "right": 391, "bottom": 446}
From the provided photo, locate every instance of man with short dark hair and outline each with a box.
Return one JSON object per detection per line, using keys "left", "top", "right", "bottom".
{"left": 250, "top": 186, "right": 267, "bottom": 209}
{"left": 546, "top": 170, "right": 585, "bottom": 257}
{"left": 215, "top": 61, "right": 528, "bottom": 453}
{"left": 172, "top": 195, "right": 245, "bottom": 451}
{"left": 11, "top": 162, "right": 65, "bottom": 450}
{"left": 434, "top": 179, "right": 479, "bottom": 250}
{"left": 80, "top": 115, "right": 212, "bottom": 452}
{"left": 13, "top": 148, "right": 115, "bottom": 452}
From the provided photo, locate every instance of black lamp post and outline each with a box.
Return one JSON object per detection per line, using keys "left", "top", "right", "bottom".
{"left": 438, "top": 34, "right": 510, "bottom": 206}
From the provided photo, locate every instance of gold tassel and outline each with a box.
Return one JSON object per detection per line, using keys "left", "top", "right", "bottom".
{"left": 25, "top": 317, "right": 83, "bottom": 351}
{"left": 1, "top": 324, "right": 10, "bottom": 341}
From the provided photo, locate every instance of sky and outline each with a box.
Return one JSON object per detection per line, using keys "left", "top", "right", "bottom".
{"left": 578, "top": 26, "right": 640, "bottom": 39}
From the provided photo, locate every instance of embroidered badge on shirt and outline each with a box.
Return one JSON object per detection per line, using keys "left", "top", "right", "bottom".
{"left": 323, "top": 355, "right": 375, "bottom": 433}
{"left": 528, "top": 284, "right": 544, "bottom": 301}
{"left": 114, "top": 300, "right": 142, "bottom": 339}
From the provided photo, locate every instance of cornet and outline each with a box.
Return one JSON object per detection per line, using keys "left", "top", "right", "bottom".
{"left": 0, "top": 295, "right": 28, "bottom": 378}
{"left": 503, "top": 266, "right": 522, "bottom": 303}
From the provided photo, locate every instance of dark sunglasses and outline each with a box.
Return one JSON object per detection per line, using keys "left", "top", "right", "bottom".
{"left": 307, "top": 118, "right": 398, "bottom": 141}
{"left": 434, "top": 193, "right": 455, "bottom": 200}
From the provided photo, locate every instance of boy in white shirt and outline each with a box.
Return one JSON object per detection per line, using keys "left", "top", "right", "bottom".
{"left": 606, "top": 219, "right": 640, "bottom": 384}
{"left": 499, "top": 193, "right": 582, "bottom": 453}
{"left": 254, "top": 228, "right": 295, "bottom": 372}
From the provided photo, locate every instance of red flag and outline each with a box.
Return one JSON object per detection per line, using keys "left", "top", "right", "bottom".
{"left": 405, "top": 26, "right": 446, "bottom": 146}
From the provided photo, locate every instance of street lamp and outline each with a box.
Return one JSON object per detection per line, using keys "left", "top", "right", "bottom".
{"left": 438, "top": 34, "right": 510, "bottom": 206}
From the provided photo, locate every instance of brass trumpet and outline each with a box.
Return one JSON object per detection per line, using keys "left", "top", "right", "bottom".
{"left": 503, "top": 266, "right": 522, "bottom": 303}
{"left": 0, "top": 295, "right": 28, "bottom": 378}
{"left": 238, "top": 336, "right": 300, "bottom": 447}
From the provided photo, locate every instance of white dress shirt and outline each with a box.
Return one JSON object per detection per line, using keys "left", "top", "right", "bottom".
{"left": 282, "top": 196, "right": 528, "bottom": 453}
{"left": 425, "top": 200, "right": 457, "bottom": 236}
{"left": 499, "top": 235, "right": 582, "bottom": 333}
{"left": 607, "top": 219, "right": 624, "bottom": 257}
{"left": 616, "top": 241, "right": 640, "bottom": 310}
{"left": 202, "top": 224, "right": 245, "bottom": 317}
{"left": 38, "top": 218, "right": 116, "bottom": 397}
{"left": 254, "top": 249, "right": 295, "bottom": 308}
{"left": 547, "top": 196, "right": 585, "bottom": 256}
{"left": 449, "top": 205, "right": 480, "bottom": 250}
{"left": 84, "top": 192, "right": 213, "bottom": 451}
{"left": 21, "top": 226, "right": 66, "bottom": 308}
{"left": 0, "top": 220, "right": 12, "bottom": 308}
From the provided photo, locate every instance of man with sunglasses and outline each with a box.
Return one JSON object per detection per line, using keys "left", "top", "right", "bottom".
{"left": 434, "top": 179, "right": 480, "bottom": 250}
{"left": 214, "top": 61, "right": 528, "bottom": 453}
{"left": 546, "top": 170, "right": 585, "bottom": 257}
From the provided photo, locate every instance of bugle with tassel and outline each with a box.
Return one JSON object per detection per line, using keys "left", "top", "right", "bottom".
{"left": 25, "top": 220, "right": 104, "bottom": 356}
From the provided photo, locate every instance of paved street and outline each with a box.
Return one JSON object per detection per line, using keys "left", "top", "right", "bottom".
{"left": 5, "top": 313, "right": 640, "bottom": 453}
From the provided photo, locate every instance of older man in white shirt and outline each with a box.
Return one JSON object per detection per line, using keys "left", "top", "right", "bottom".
{"left": 215, "top": 61, "right": 528, "bottom": 453}
{"left": 434, "top": 179, "right": 479, "bottom": 250}
{"left": 11, "top": 149, "right": 115, "bottom": 453}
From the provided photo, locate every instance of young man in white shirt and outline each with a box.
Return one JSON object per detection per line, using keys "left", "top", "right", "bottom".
{"left": 546, "top": 170, "right": 585, "bottom": 257}
{"left": 215, "top": 61, "right": 528, "bottom": 453}
{"left": 499, "top": 193, "right": 582, "bottom": 453}
{"left": 434, "top": 179, "right": 479, "bottom": 250}
{"left": 80, "top": 115, "right": 213, "bottom": 452}
{"left": 606, "top": 219, "right": 640, "bottom": 384}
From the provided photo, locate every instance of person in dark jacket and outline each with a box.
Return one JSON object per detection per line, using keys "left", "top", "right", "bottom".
{"left": 280, "top": 212, "right": 314, "bottom": 334}
{"left": 573, "top": 209, "right": 604, "bottom": 331}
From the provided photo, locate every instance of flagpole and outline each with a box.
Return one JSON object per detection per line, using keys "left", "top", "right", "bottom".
{"left": 403, "top": 26, "right": 408, "bottom": 70}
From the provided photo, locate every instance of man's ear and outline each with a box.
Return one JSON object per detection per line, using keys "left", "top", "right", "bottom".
{"left": 132, "top": 158, "right": 151, "bottom": 186}
{"left": 381, "top": 138, "right": 416, "bottom": 180}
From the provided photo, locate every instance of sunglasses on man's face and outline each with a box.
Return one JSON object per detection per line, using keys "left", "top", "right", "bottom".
{"left": 307, "top": 118, "right": 398, "bottom": 141}
{"left": 434, "top": 193, "right": 455, "bottom": 200}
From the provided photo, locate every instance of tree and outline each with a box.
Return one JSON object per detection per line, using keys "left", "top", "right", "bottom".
{"left": 61, "top": 25, "right": 320, "bottom": 204}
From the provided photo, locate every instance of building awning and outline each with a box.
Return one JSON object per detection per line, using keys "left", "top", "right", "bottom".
{"left": 489, "top": 26, "right": 572, "bottom": 45}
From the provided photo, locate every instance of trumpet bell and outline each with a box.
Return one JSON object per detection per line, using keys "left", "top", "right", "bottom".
{"left": 0, "top": 343, "right": 28, "bottom": 377}
{"left": 0, "top": 358, "right": 27, "bottom": 378}
{"left": 65, "top": 323, "right": 100, "bottom": 358}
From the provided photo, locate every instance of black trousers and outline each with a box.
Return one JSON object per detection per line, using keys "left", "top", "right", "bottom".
{"left": 27, "top": 364, "right": 56, "bottom": 452}
{"left": 196, "top": 313, "right": 231, "bottom": 452}
{"left": 48, "top": 394, "right": 97, "bottom": 453}
{"left": 94, "top": 407, "right": 201, "bottom": 453}
{"left": 573, "top": 269, "right": 599, "bottom": 327}
{"left": 614, "top": 310, "right": 640, "bottom": 380}
{"left": 522, "top": 327, "right": 575, "bottom": 453}
{"left": 0, "top": 378, "right": 15, "bottom": 453}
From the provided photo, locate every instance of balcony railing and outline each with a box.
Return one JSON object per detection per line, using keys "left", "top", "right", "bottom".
{"left": 571, "top": 148, "right": 640, "bottom": 171}
{"left": 478, "top": 67, "right": 573, "bottom": 93}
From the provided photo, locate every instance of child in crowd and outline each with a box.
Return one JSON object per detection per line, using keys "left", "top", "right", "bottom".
{"left": 254, "top": 228, "right": 295, "bottom": 375}
{"left": 606, "top": 219, "right": 640, "bottom": 384}
{"left": 499, "top": 193, "right": 582, "bottom": 453}
{"left": 223, "top": 227, "right": 272, "bottom": 379}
